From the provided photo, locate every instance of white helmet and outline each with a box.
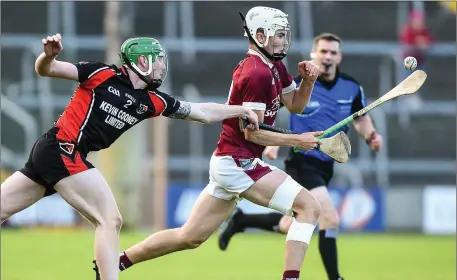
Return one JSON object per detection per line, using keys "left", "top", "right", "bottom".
{"left": 240, "top": 6, "right": 291, "bottom": 61}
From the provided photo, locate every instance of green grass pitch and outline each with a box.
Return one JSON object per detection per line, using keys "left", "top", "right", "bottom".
{"left": 1, "top": 229, "right": 455, "bottom": 280}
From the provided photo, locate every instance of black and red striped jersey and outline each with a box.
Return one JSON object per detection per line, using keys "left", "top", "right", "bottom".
{"left": 54, "top": 61, "right": 186, "bottom": 153}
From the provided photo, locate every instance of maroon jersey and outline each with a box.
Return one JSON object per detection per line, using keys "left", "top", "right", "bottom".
{"left": 54, "top": 61, "right": 188, "bottom": 153}
{"left": 215, "top": 49, "right": 296, "bottom": 159}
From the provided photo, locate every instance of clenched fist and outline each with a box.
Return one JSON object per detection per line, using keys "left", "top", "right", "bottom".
{"left": 366, "top": 131, "right": 383, "bottom": 152}
{"left": 298, "top": 60, "right": 319, "bottom": 84}
{"left": 42, "top": 33, "right": 63, "bottom": 58}
{"left": 264, "top": 146, "right": 280, "bottom": 160}
{"left": 240, "top": 109, "right": 260, "bottom": 131}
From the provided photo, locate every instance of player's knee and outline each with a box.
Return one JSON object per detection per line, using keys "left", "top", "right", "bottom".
{"left": 109, "top": 213, "right": 123, "bottom": 231}
{"left": 268, "top": 176, "right": 304, "bottom": 217}
{"left": 96, "top": 212, "right": 123, "bottom": 231}
{"left": 278, "top": 216, "right": 293, "bottom": 233}
{"left": 319, "top": 209, "right": 339, "bottom": 229}
{"left": 293, "top": 191, "right": 322, "bottom": 221}
{"left": 268, "top": 176, "right": 321, "bottom": 221}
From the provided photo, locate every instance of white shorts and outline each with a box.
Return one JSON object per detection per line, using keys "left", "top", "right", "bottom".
{"left": 204, "top": 154, "right": 277, "bottom": 201}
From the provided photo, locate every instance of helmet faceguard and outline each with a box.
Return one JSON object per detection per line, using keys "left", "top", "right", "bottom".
{"left": 240, "top": 7, "right": 291, "bottom": 61}
{"left": 119, "top": 37, "right": 168, "bottom": 90}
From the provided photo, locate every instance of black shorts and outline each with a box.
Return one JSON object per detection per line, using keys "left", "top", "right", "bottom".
{"left": 284, "top": 148, "right": 334, "bottom": 190}
{"left": 19, "top": 127, "right": 94, "bottom": 196}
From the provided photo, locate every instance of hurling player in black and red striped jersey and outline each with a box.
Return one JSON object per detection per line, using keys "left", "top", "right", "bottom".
{"left": 0, "top": 33, "right": 259, "bottom": 280}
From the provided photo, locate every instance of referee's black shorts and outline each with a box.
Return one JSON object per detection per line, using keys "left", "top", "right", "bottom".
{"left": 284, "top": 148, "right": 334, "bottom": 190}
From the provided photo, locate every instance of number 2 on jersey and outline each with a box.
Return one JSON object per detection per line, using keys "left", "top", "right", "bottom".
{"left": 124, "top": 100, "right": 133, "bottom": 108}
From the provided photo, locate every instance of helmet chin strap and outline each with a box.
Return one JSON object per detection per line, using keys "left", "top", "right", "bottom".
{"left": 239, "top": 12, "right": 286, "bottom": 62}
{"left": 120, "top": 52, "right": 162, "bottom": 90}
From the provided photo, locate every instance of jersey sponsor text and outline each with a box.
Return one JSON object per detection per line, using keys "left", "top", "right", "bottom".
{"left": 100, "top": 101, "right": 138, "bottom": 129}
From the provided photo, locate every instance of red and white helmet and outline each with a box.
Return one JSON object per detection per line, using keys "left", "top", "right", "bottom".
{"left": 241, "top": 6, "right": 291, "bottom": 61}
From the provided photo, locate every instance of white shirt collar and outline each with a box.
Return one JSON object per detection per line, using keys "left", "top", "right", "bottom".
{"left": 248, "top": 49, "right": 274, "bottom": 69}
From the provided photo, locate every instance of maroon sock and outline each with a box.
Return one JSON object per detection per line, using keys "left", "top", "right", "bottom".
{"left": 283, "top": 270, "right": 300, "bottom": 280}
{"left": 119, "top": 252, "right": 133, "bottom": 271}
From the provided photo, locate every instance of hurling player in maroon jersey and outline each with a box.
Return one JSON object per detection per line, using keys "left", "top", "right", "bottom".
{"left": 107, "top": 7, "right": 323, "bottom": 280}
{"left": 1, "top": 34, "right": 259, "bottom": 280}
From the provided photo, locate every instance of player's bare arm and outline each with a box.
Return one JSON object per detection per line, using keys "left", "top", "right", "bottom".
{"left": 243, "top": 110, "right": 321, "bottom": 151}
{"left": 35, "top": 33, "right": 79, "bottom": 81}
{"left": 280, "top": 61, "right": 319, "bottom": 114}
{"left": 353, "top": 115, "right": 375, "bottom": 139}
{"left": 353, "top": 115, "right": 383, "bottom": 152}
{"left": 167, "top": 101, "right": 259, "bottom": 129}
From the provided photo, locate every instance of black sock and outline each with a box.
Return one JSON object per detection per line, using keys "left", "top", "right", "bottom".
{"left": 319, "top": 229, "right": 341, "bottom": 280}
{"left": 237, "top": 212, "right": 283, "bottom": 232}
